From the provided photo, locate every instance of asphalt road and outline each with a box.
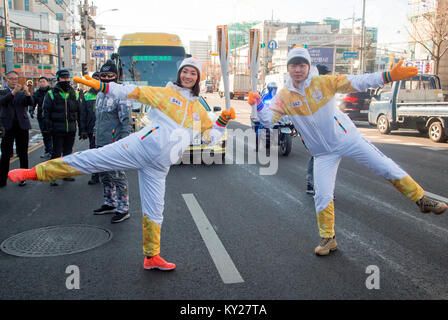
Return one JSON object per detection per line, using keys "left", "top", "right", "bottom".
{"left": 1, "top": 93, "right": 447, "bottom": 303}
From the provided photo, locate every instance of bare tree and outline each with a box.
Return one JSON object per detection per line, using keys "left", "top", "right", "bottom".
{"left": 407, "top": 5, "right": 448, "bottom": 75}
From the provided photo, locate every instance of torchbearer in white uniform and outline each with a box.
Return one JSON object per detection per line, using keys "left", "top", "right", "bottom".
{"left": 9, "top": 57, "right": 236, "bottom": 270}
{"left": 248, "top": 46, "right": 448, "bottom": 256}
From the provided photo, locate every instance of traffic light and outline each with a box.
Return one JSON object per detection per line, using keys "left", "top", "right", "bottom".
{"left": 293, "top": 44, "right": 307, "bottom": 49}
{"left": 81, "top": 63, "right": 88, "bottom": 75}
{"left": 260, "top": 43, "right": 266, "bottom": 48}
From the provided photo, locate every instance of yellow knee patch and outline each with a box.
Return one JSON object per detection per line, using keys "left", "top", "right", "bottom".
{"left": 389, "top": 175, "right": 424, "bottom": 202}
{"left": 142, "top": 216, "right": 161, "bottom": 257}
{"left": 317, "top": 201, "right": 335, "bottom": 238}
{"left": 35, "top": 158, "right": 83, "bottom": 182}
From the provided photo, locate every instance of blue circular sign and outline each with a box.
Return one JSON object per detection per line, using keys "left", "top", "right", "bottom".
{"left": 268, "top": 40, "right": 278, "bottom": 51}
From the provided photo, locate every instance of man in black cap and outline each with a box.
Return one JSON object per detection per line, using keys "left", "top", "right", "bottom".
{"left": 30, "top": 76, "right": 53, "bottom": 159}
{"left": 42, "top": 69, "right": 82, "bottom": 186}
{"left": 92, "top": 60, "right": 131, "bottom": 223}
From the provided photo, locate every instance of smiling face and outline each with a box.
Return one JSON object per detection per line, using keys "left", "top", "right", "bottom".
{"left": 287, "top": 62, "right": 310, "bottom": 87}
{"left": 179, "top": 66, "right": 199, "bottom": 89}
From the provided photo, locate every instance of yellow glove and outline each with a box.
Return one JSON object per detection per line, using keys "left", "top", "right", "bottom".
{"left": 384, "top": 60, "right": 418, "bottom": 83}
{"left": 216, "top": 107, "right": 235, "bottom": 127}
{"left": 73, "top": 75, "right": 102, "bottom": 91}
{"left": 248, "top": 91, "right": 261, "bottom": 106}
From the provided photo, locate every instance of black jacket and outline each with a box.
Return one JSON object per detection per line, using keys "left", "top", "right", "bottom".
{"left": 80, "top": 88, "right": 97, "bottom": 134}
{"left": 42, "top": 83, "right": 81, "bottom": 134}
{"left": 0, "top": 88, "right": 33, "bottom": 131}
{"left": 31, "top": 86, "right": 51, "bottom": 119}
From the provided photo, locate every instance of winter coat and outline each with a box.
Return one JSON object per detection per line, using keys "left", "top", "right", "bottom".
{"left": 80, "top": 88, "right": 97, "bottom": 134}
{"left": 257, "top": 70, "right": 384, "bottom": 157}
{"left": 0, "top": 88, "right": 33, "bottom": 131}
{"left": 42, "top": 83, "right": 81, "bottom": 134}
{"left": 94, "top": 90, "right": 131, "bottom": 147}
{"left": 31, "top": 86, "right": 51, "bottom": 119}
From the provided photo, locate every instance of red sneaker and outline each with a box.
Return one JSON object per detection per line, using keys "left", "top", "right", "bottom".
{"left": 143, "top": 255, "right": 176, "bottom": 271}
{"left": 8, "top": 168, "right": 38, "bottom": 182}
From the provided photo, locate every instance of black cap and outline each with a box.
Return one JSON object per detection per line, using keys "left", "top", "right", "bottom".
{"left": 100, "top": 60, "right": 118, "bottom": 75}
{"left": 316, "top": 64, "right": 331, "bottom": 75}
{"left": 56, "top": 69, "right": 71, "bottom": 79}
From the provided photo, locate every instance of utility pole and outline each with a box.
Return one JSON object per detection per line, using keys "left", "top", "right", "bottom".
{"left": 360, "top": 0, "right": 366, "bottom": 74}
{"left": 83, "top": 0, "right": 90, "bottom": 74}
{"left": 3, "top": 0, "right": 14, "bottom": 74}
{"left": 57, "top": 33, "right": 62, "bottom": 70}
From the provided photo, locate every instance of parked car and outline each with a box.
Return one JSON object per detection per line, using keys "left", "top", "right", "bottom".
{"left": 368, "top": 74, "right": 448, "bottom": 142}
{"left": 336, "top": 91, "right": 372, "bottom": 121}
{"left": 134, "top": 96, "right": 227, "bottom": 163}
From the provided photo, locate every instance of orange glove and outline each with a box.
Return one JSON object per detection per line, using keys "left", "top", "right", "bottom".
{"left": 384, "top": 60, "right": 418, "bottom": 83}
{"left": 221, "top": 107, "right": 236, "bottom": 121}
{"left": 216, "top": 107, "right": 235, "bottom": 127}
{"left": 248, "top": 91, "right": 261, "bottom": 106}
{"left": 73, "top": 75, "right": 102, "bottom": 91}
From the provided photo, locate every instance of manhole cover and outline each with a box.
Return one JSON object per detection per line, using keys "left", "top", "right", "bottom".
{"left": 1, "top": 225, "right": 113, "bottom": 257}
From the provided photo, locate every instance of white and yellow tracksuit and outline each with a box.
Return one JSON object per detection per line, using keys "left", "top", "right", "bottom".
{"left": 257, "top": 70, "right": 424, "bottom": 238}
{"left": 34, "top": 82, "right": 227, "bottom": 256}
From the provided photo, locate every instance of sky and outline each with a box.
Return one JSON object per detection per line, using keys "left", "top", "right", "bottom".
{"left": 92, "top": 0, "right": 410, "bottom": 51}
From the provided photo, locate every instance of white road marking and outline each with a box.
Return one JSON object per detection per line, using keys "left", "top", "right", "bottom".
{"left": 182, "top": 193, "right": 244, "bottom": 284}
{"left": 421, "top": 147, "right": 448, "bottom": 151}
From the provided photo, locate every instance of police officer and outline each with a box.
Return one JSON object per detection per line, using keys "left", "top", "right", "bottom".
{"left": 42, "top": 69, "right": 81, "bottom": 186}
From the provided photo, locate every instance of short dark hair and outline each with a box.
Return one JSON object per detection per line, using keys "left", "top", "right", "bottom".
{"left": 287, "top": 57, "right": 310, "bottom": 67}
{"left": 175, "top": 67, "right": 200, "bottom": 97}
{"left": 5, "top": 71, "right": 19, "bottom": 77}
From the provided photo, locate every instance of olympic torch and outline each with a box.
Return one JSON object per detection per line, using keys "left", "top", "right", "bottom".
{"left": 217, "top": 25, "right": 231, "bottom": 111}
{"left": 249, "top": 28, "right": 261, "bottom": 120}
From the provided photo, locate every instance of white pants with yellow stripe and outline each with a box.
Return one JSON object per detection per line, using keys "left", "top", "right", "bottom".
{"left": 35, "top": 125, "right": 171, "bottom": 257}
{"left": 313, "top": 136, "right": 424, "bottom": 238}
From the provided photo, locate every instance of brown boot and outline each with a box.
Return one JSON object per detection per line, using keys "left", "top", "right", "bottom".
{"left": 417, "top": 196, "right": 448, "bottom": 215}
{"left": 314, "top": 236, "right": 338, "bottom": 256}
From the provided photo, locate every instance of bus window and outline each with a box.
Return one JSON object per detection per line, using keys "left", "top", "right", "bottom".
{"left": 118, "top": 40, "right": 186, "bottom": 87}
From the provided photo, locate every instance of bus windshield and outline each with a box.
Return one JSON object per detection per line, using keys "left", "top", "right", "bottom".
{"left": 118, "top": 46, "right": 185, "bottom": 87}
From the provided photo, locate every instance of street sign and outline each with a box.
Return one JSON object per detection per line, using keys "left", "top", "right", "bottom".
{"left": 267, "top": 40, "right": 278, "bottom": 51}
{"left": 343, "top": 52, "right": 359, "bottom": 60}
{"left": 93, "top": 45, "right": 114, "bottom": 51}
{"left": 91, "top": 52, "right": 105, "bottom": 58}
{"left": 308, "top": 47, "right": 335, "bottom": 72}
{"left": 72, "top": 42, "right": 76, "bottom": 55}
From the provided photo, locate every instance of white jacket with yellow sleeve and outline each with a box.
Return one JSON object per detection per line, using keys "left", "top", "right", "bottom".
{"left": 257, "top": 70, "right": 385, "bottom": 156}
{"left": 104, "top": 81, "right": 226, "bottom": 168}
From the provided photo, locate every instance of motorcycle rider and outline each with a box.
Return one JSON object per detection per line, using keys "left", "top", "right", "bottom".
{"left": 248, "top": 46, "right": 447, "bottom": 256}
{"left": 251, "top": 82, "right": 278, "bottom": 151}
